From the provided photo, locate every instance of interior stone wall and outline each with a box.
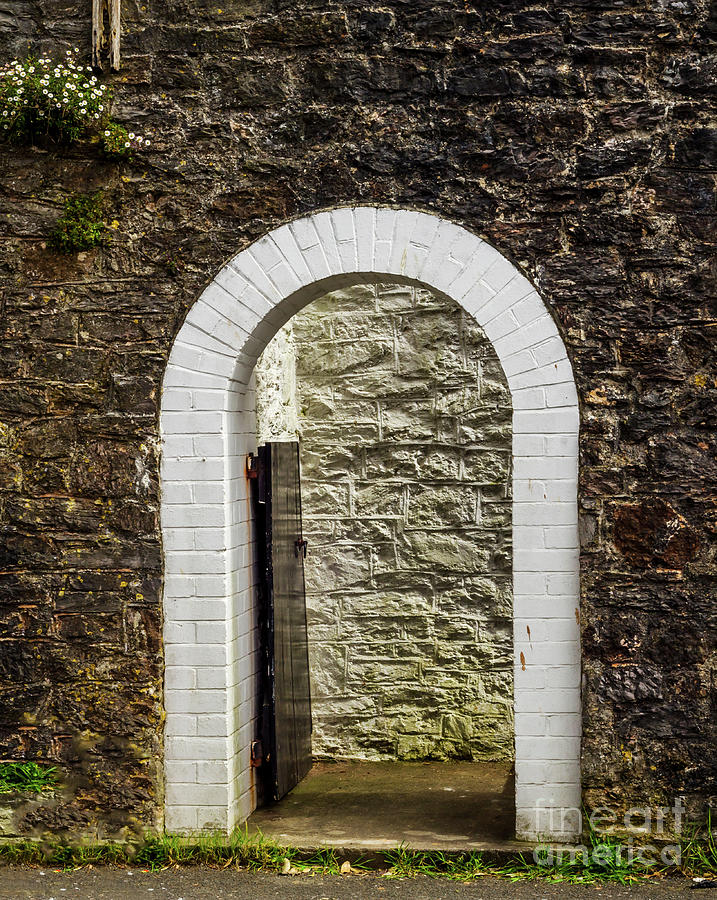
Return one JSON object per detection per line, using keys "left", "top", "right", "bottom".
{"left": 256, "top": 283, "right": 514, "bottom": 761}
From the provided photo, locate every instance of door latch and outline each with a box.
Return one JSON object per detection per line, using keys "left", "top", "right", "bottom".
{"left": 294, "top": 538, "right": 308, "bottom": 558}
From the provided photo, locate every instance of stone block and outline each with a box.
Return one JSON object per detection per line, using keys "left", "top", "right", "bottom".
{"left": 296, "top": 340, "right": 394, "bottom": 377}
{"left": 347, "top": 657, "right": 420, "bottom": 686}
{"left": 341, "top": 590, "right": 432, "bottom": 618}
{"left": 304, "top": 545, "right": 371, "bottom": 592}
{"left": 442, "top": 713, "right": 474, "bottom": 741}
{"left": 395, "top": 312, "right": 467, "bottom": 378}
{"left": 380, "top": 400, "right": 438, "bottom": 441}
{"left": 458, "top": 416, "right": 513, "bottom": 446}
{"left": 300, "top": 446, "right": 363, "bottom": 480}
{"left": 308, "top": 644, "right": 346, "bottom": 699}
{"left": 364, "top": 445, "right": 460, "bottom": 480}
{"left": 398, "top": 531, "right": 492, "bottom": 574}
{"left": 374, "top": 285, "right": 415, "bottom": 311}
{"left": 300, "top": 481, "right": 350, "bottom": 516}
{"left": 336, "top": 373, "right": 433, "bottom": 400}
{"left": 310, "top": 284, "right": 377, "bottom": 314}
{"left": 299, "top": 397, "right": 378, "bottom": 424}
{"left": 463, "top": 449, "right": 512, "bottom": 483}
{"left": 396, "top": 734, "right": 443, "bottom": 760}
{"left": 299, "top": 422, "right": 380, "bottom": 445}
{"left": 331, "top": 518, "right": 395, "bottom": 542}
{"left": 407, "top": 484, "right": 479, "bottom": 528}
{"left": 353, "top": 481, "right": 405, "bottom": 518}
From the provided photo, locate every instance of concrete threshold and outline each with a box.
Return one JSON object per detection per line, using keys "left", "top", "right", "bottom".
{"left": 246, "top": 759, "right": 534, "bottom": 857}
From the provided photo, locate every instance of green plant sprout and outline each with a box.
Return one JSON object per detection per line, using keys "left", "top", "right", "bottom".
{"left": 49, "top": 191, "right": 108, "bottom": 253}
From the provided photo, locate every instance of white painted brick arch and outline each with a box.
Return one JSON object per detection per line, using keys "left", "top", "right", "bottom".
{"left": 160, "top": 206, "right": 581, "bottom": 842}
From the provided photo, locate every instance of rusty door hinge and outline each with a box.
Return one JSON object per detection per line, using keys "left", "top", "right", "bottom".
{"left": 250, "top": 740, "right": 264, "bottom": 767}
{"left": 247, "top": 453, "right": 260, "bottom": 479}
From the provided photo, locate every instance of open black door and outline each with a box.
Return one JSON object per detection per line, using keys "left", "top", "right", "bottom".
{"left": 249, "top": 442, "right": 312, "bottom": 802}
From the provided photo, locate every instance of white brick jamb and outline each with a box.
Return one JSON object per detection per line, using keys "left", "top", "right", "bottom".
{"left": 160, "top": 206, "right": 582, "bottom": 842}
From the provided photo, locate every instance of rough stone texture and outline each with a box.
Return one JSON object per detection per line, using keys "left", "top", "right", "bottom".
{"left": 256, "top": 283, "right": 513, "bottom": 762}
{"left": 0, "top": 0, "right": 715, "bottom": 837}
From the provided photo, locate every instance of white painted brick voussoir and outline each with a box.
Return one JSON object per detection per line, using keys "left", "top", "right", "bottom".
{"left": 417, "top": 220, "right": 469, "bottom": 287}
{"left": 387, "top": 209, "right": 420, "bottom": 275}
{"left": 448, "top": 242, "right": 503, "bottom": 299}
{"left": 353, "top": 206, "right": 376, "bottom": 271}
{"left": 266, "top": 225, "right": 314, "bottom": 284}
{"left": 310, "top": 211, "right": 343, "bottom": 273}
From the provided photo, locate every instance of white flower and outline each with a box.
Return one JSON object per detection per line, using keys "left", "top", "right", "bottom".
{"left": 128, "top": 132, "right": 135, "bottom": 139}
{"left": 104, "top": 130, "right": 110, "bottom": 136}
{"left": 144, "top": 140, "right": 150, "bottom": 146}
{"left": 98, "top": 105, "right": 104, "bottom": 111}
{"left": 56, "top": 102, "right": 61, "bottom": 108}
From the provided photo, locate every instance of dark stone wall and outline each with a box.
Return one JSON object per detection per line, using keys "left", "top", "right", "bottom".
{"left": 0, "top": 1, "right": 715, "bottom": 837}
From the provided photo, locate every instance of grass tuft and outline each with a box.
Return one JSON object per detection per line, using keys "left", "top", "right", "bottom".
{"left": 0, "top": 815, "right": 715, "bottom": 882}
{"left": 680, "top": 810, "right": 717, "bottom": 876}
{"left": 0, "top": 762, "right": 58, "bottom": 795}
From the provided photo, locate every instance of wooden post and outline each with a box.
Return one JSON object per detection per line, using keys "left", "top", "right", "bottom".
{"left": 109, "top": 0, "right": 121, "bottom": 71}
{"left": 92, "top": 0, "right": 121, "bottom": 71}
{"left": 91, "top": 0, "right": 103, "bottom": 69}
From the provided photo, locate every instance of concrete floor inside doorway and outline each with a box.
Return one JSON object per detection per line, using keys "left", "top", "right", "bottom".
{"left": 246, "top": 760, "right": 520, "bottom": 852}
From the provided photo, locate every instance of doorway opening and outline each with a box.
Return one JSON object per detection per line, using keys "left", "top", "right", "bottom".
{"left": 160, "top": 206, "right": 582, "bottom": 843}
{"left": 247, "top": 281, "right": 515, "bottom": 847}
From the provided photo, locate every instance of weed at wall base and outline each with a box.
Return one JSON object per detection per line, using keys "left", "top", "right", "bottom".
{"left": 0, "top": 821, "right": 714, "bottom": 881}
{"left": 0, "top": 763, "right": 57, "bottom": 795}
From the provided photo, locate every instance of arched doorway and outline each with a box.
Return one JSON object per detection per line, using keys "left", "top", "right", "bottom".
{"left": 160, "top": 206, "right": 581, "bottom": 842}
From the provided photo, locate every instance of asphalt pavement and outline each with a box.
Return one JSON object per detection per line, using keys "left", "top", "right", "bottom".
{"left": 0, "top": 867, "right": 699, "bottom": 899}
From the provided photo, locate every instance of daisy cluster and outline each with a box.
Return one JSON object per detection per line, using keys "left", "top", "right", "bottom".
{"left": 0, "top": 49, "right": 149, "bottom": 154}
{"left": 101, "top": 121, "right": 150, "bottom": 157}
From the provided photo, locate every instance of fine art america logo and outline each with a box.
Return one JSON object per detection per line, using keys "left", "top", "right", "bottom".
{"left": 533, "top": 799, "right": 691, "bottom": 867}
